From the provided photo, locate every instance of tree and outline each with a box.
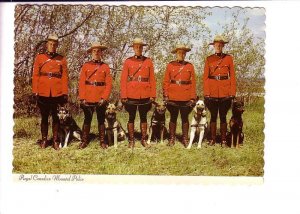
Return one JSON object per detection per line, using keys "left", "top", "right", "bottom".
{"left": 14, "top": 5, "right": 264, "bottom": 115}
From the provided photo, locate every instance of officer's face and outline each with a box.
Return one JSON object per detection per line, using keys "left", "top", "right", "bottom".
{"left": 91, "top": 48, "right": 102, "bottom": 60}
{"left": 47, "top": 40, "right": 58, "bottom": 53}
{"left": 133, "top": 44, "right": 143, "bottom": 56}
{"left": 176, "top": 49, "right": 186, "bottom": 61}
{"left": 214, "top": 42, "right": 224, "bottom": 53}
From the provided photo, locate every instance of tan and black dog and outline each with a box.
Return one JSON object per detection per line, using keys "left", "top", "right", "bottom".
{"left": 187, "top": 99, "right": 208, "bottom": 149}
{"left": 57, "top": 104, "right": 82, "bottom": 148}
{"left": 227, "top": 98, "right": 245, "bottom": 148}
{"left": 104, "top": 102, "right": 126, "bottom": 148}
{"left": 147, "top": 101, "right": 168, "bottom": 144}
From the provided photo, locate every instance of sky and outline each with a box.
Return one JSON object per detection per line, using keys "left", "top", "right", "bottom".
{"left": 205, "top": 7, "right": 265, "bottom": 40}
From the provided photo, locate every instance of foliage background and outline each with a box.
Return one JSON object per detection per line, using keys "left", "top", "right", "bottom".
{"left": 14, "top": 5, "right": 265, "bottom": 116}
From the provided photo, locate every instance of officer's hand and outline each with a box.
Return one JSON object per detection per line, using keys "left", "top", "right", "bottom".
{"left": 150, "top": 97, "right": 155, "bottom": 103}
{"left": 31, "top": 93, "right": 38, "bottom": 104}
{"left": 80, "top": 99, "right": 86, "bottom": 105}
{"left": 63, "top": 95, "right": 68, "bottom": 103}
{"left": 98, "top": 99, "right": 105, "bottom": 106}
{"left": 121, "top": 98, "right": 128, "bottom": 104}
{"left": 187, "top": 99, "right": 196, "bottom": 107}
{"left": 163, "top": 96, "right": 169, "bottom": 103}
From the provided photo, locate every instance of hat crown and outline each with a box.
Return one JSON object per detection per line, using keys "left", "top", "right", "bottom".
{"left": 171, "top": 43, "right": 191, "bottom": 53}
{"left": 213, "top": 35, "right": 227, "bottom": 43}
{"left": 48, "top": 33, "right": 58, "bottom": 41}
{"left": 175, "top": 44, "right": 189, "bottom": 49}
{"left": 91, "top": 42, "right": 102, "bottom": 48}
{"left": 87, "top": 42, "right": 108, "bottom": 53}
{"left": 133, "top": 38, "right": 144, "bottom": 44}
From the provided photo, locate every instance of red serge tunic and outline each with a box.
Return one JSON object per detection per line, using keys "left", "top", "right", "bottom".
{"left": 203, "top": 53, "right": 236, "bottom": 98}
{"left": 163, "top": 61, "right": 196, "bottom": 101}
{"left": 120, "top": 56, "right": 156, "bottom": 99}
{"left": 79, "top": 61, "right": 112, "bottom": 103}
{"left": 32, "top": 53, "right": 68, "bottom": 97}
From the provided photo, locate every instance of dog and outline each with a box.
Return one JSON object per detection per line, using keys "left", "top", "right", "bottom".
{"left": 227, "top": 98, "right": 245, "bottom": 148}
{"left": 104, "top": 102, "right": 126, "bottom": 148}
{"left": 187, "top": 99, "right": 208, "bottom": 149}
{"left": 147, "top": 101, "right": 168, "bottom": 144}
{"left": 57, "top": 104, "right": 82, "bottom": 148}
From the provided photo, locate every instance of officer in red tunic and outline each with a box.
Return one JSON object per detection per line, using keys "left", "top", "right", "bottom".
{"left": 32, "top": 33, "right": 68, "bottom": 150}
{"left": 163, "top": 44, "right": 196, "bottom": 148}
{"left": 203, "top": 35, "right": 236, "bottom": 147}
{"left": 120, "top": 38, "right": 156, "bottom": 148}
{"left": 78, "top": 42, "right": 112, "bottom": 149}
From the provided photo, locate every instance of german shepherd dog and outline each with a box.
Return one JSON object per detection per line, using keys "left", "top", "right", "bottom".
{"left": 147, "top": 101, "right": 168, "bottom": 144}
{"left": 227, "top": 98, "right": 245, "bottom": 148}
{"left": 57, "top": 104, "right": 82, "bottom": 148}
{"left": 104, "top": 102, "right": 126, "bottom": 148}
{"left": 187, "top": 99, "right": 208, "bottom": 149}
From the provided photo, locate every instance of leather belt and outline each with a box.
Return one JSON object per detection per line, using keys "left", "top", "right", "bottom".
{"left": 127, "top": 76, "right": 149, "bottom": 82}
{"left": 208, "top": 75, "right": 229, "bottom": 80}
{"left": 40, "top": 72, "right": 62, "bottom": 78}
{"left": 85, "top": 81, "right": 106, "bottom": 86}
{"left": 170, "top": 79, "right": 191, "bottom": 85}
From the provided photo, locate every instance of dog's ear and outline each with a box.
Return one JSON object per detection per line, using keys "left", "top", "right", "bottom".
{"left": 196, "top": 95, "right": 199, "bottom": 101}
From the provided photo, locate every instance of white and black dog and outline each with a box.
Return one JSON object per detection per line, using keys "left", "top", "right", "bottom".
{"left": 147, "top": 101, "right": 168, "bottom": 144}
{"left": 104, "top": 102, "right": 126, "bottom": 148}
{"left": 187, "top": 99, "right": 208, "bottom": 149}
{"left": 57, "top": 104, "right": 82, "bottom": 148}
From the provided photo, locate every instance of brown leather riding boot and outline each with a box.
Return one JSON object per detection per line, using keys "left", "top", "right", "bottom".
{"left": 127, "top": 123, "right": 135, "bottom": 148}
{"left": 182, "top": 122, "right": 189, "bottom": 148}
{"left": 99, "top": 124, "right": 108, "bottom": 149}
{"left": 140, "top": 122, "right": 149, "bottom": 147}
{"left": 52, "top": 122, "right": 60, "bottom": 150}
{"left": 79, "top": 124, "right": 90, "bottom": 149}
{"left": 167, "top": 122, "right": 176, "bottom": 146}
{"left": 40, "top": 123, "right": 48, "bottom": 149}
{"left": 220, "top": 123, "right": 228, "bottom": 148}
{"left": 208, "top": 122, "right": 217, "bottom": 146}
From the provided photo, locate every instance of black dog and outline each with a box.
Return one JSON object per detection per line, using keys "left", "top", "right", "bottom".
{"left": 147, "top": 101, "right": 168, "bottom": 144}
{"left": 227, "top": 98, "right": 245, "bottom": 148}
{"left": 57, "top": 104, "right": 82, "bottom": 148}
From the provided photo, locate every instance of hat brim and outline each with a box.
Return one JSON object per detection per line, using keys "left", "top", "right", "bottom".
{"left": 129, "top": 43, "right": 148, "bottom": 47}
{"left": 209, "top": 41, "right": 228, "bottom": 45}
{"left": 47, "top": 38, "right": 58, "bottom": 42}
{"left": 171, "top": 47, "right": 191, "bottom": 54}
{"left": 87, "top": 46, "right": 108, "bottom": 53}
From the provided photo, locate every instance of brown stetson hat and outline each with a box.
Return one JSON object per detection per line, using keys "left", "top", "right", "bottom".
{"left": 47, "top": 33, "right": 59, "bottom": 42}
{"left": 87, "top": 42, "right": 108, "bottom": 53}
{"left": 171, "top": 44, "right": 191, "bottom": 54}
{"left": 129, "top": 38, "right": 148, "bottom": 47}
{"left": 209, "top": 35, "right": 228, "bottom": 45}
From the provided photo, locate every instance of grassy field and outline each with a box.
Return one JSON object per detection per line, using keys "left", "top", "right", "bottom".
{"left": 13, "top": 98, "right": 264, "bottom": 176}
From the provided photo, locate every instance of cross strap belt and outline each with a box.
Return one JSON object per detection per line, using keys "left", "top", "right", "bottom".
{"left": 127, "top": 76, "right": 149, "bottom": 82}
{"left": 208, "top": 75, "right": 229, "bottom": 80}
{"left": 170, "top": 79, "right": 191, "bottom": 85}
{"left": 85, "top": 80, "right": 106, "bottom": 86}
{"left": 40, "top": 72, "right": 62, "bottom": 78}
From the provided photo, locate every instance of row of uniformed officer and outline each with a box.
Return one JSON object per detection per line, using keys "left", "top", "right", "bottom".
{"left": 32, "top": 34, "right": 236, "bottom": 150}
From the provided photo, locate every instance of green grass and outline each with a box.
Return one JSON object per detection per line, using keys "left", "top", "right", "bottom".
{"left": 13, "top": 99, "right": 264, "bottom": 176}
